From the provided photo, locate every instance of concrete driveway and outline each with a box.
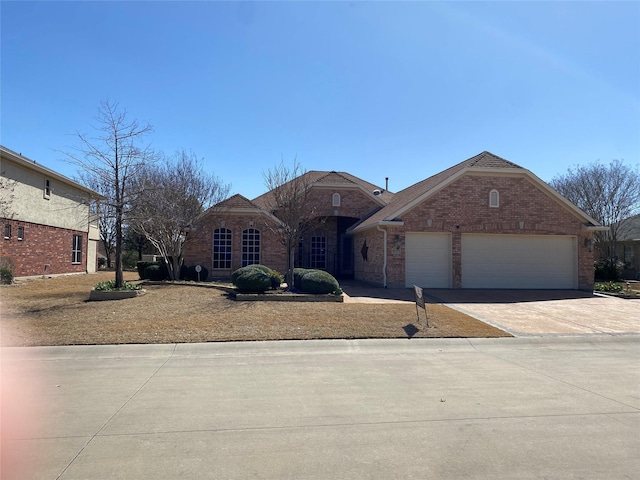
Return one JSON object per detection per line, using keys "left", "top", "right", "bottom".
{"left": 424, "top": 290, "right": 640, "bottom": 336}
{"left": 341, "top": 281, "right": 640, "bottom": 336}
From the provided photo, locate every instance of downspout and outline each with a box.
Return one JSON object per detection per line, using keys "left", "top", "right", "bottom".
{"left": 377, "top": 225, "right": 387, "bottom": 288}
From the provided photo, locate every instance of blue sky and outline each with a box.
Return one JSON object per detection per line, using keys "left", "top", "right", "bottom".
{"left": 2, "top": 1, "right": 639, "bottom": 199}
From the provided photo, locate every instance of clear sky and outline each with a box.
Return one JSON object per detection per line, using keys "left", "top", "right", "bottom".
{"left": 2, "top": 1, "right": 639, "bottom": 199}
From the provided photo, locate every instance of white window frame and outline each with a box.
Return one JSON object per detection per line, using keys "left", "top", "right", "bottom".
{"left": 17, "top": 226, "right": 24, "bottom": 241}
{"left": 72, "top": 234, "right": 82, "bottom": 264}
{"left": 489, "top": 189, "right": 499, "bottom": 208}
{"left": 44, "top": 178, "right": 51, "bottom": 199}
{"left": 332, "top": 193, "right": 341, "bottom": 207}
{"left": 4, "top": 224, "right": 10, "bottom": 239}
{"left": 241, "top": 228, "right": 260, "bottom": 267}
{"left": 212, "top": 228, "right": 232, "bottom": 269}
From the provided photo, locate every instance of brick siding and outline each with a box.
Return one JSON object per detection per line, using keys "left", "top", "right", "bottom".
{"left": 354, "top": 174, "right": 596, "bottom": 290}
{"left": 183, "top": 187, "right": 382, "bottom": 278}
{"left": 0, "top": 218, "right": 88, "bottom": 277}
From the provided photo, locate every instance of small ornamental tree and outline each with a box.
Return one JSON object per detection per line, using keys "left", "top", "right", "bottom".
{"left": 130, "top": 150, "right": 230, "bottom": 280}
{"left": 262, "top": 159, "right": 320, "bottom": 289}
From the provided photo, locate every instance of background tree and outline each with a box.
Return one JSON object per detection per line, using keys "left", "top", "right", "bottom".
{"left": 65, "top": 100, "right": 153, "bottom": 287}
{"left": 0, "top": 174, "right": 16, "bottom": 219}
{"left": 262, "top": 158, "right": 319, "bottom": 289}
{"left": 550, "top": 159, "right": 640, "bottom": 277}
{"left": 130, "top": 149, "right": 230, "bottom": 280}
{"left": 123, "top": 225, "right": 151, "bottom": 261}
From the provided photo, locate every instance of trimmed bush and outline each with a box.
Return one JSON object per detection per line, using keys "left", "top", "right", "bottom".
{"left": 232, "top": 264, "right": 282, "bottom": 289}
{"left": 143, "top": 264, "right": 169, "bottom": 281}
{"left": 137, "top": 261, "right": 154, "bottom": 279}
{"left": 233, "top": 268, "right": 272, "bottom": 293}
{"left": 182, "top": 265, "right": 209, "bottom": 282}
{"left": 0, "top": 266, "right": 13, "bottom": 285}
{"left": 298, "top": 269, "right": 340, "bottom": 295}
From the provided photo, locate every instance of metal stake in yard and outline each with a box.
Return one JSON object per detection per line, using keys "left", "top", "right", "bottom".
{"left": 414, "top": 285, "right": 429, "bottom": 327}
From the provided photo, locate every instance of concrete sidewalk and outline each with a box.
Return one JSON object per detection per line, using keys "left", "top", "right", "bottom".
{"left": 2, "top": 337, "right": 639, "bottom": 479}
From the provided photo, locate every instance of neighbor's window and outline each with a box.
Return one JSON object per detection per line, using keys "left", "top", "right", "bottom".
{"left": 44, "top": 179, "right": 51, "bottom": 199}
{"left": 489, "top": 189, "right": 499, "bottom": 208}
{"left": 213, "top": 228, "right": 232, "bottom": 269}
{"left": 17, "top": 226, "right": 24, "bottom": 240}
{"left": 624, "top": 245, "right": 635, "bottom": 268}
{"left": 241, "top": 228, "right": 260, "bottom": 266}
{"left": 310, "top": 236, "right": 327, "bottom": 269}
{"left": 72, "top": 234, "right": 82, "bottom": 264}
{"left": 4, "top": 225, "right": 10, "bottom": 239}
{"left": 332, "top": 193, "right": 341, "bottom": 207}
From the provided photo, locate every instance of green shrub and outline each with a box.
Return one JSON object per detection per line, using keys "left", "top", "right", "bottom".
{"left": 299, "top": 269, "right": 341, "bottom": 295}
{"left": 233, "top": 267, "right": 272, "bottom": 293}
{"left": 232, "top": 264, "right": 282, "bottom": 289}
{"left": 182, "top": 265, "right": 209, "bottom": 282}
{"left": 143, "top": 264, "right": 169, "bottom": 281}
{"left": 137, "top": 261, "right": 153, "bottom": 279}
{"left": 122, "top": 250, "right": 138, "bottom": 270}
{"left": 93, "top": 280, "right": 142, "bottom": 291}
{"left": 594, "top": 281, "right": 623, "bottom": 293}
{"left": 0, "top": 266, "right": 13, "bottom": 285}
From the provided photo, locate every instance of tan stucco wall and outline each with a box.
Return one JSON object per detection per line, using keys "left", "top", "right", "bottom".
{"left": 2, "top": 157, "right": 91, "bottom": 231}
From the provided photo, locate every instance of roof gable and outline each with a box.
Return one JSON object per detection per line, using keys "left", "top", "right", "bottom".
{"left": 252, "top": 170, "right": 392, "bottom": 210}
{"left": 351, "top": 151, "right": 603, "bottom": 232}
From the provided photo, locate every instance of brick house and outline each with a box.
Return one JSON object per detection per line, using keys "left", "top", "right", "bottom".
{"left": 1, "top": 145, "right": 103, "bottom": 277}
{"left": 183, "top": 152, "right": 605, "bottom": 290}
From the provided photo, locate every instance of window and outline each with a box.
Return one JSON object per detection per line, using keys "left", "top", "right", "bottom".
{"left": 213, "top": 228, "right": 232, "bottom": 269}
{"left": 310, "top": 236, "right": 326, "bottom": 269}
{"left": 241, "top": 228, "right": 260, "bottom": 266}
{"left": 624, "top": 245, "right": 635, "bottom": 268}
{"left": 332, "top": 193, "right": 341, "bottom": 207}
{"left": 17, "top": 226, "right": 24, "bottom": 240}
{"left": 4, "top": 225, "right": 10, "bottom": 239}
{"left": 44, "top": 179, "right": 51, "bottom": 199}
{"left": 489, "top": 189, "right": 499, "bottom": 208}
{"left": 72, "top": 235, "right": 82, "bottom": 264}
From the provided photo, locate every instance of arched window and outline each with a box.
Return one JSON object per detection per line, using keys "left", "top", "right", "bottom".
{"left": 242, "top": 228, "right": 260, "bottom": 266}
{"left": 489, "top": 189, "right": 499, "bottom": 208}
{"left": 212, "top": 228, "right": 232, "bottom": 269}
{"left": 332, "top": 193, "right": 341, "bottom": 207}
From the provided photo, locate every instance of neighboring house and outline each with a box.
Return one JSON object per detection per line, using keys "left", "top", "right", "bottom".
{"left": 0, "top": 145, "right": 103, "bottom": 277}
{"left": 183, "top": 151, "right": 605, "bottom": 290}
{"left": 615, "top": 214, "right": 640, "bottom": 280}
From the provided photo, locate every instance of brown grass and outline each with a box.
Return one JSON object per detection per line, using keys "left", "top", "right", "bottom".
{"left": 0, "top": 272, "right": 510, "bottom": 347}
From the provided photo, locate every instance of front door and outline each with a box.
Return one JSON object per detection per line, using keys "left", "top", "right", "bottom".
{"left": 338, "top": 234, "right": 354, "bottom": 278}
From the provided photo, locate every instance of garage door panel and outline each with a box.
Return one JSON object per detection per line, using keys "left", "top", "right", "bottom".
{"left": 405, "top": 233, "right": 451, "bottom": 288}
{"left": 462, "top": 234, "right": 577, "bottom": 289}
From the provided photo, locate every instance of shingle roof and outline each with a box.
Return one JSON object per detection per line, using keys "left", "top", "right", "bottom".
{"left": 618, "top": 214, "right": 640, "bottom": 241}
{"left": 216, "top": 193, "right": 261, "bottom": 210}
{"left": 252, "top": 170, "right": 392, "bottom": 210}
{"left": 351, "top": 151, "right": 524, "bottom": 231}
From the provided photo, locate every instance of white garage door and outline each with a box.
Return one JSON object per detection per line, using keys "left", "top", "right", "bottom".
{"left": 405, "top": 233, "right": 451, "bottom": 288}
{"left": 462, "top": 234, "right": 577, "bottom": 289}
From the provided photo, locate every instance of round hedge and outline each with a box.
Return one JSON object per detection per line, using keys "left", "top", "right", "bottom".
{"left": 143, "top": 264, "right": 169, "bottom": 281}
{"left": 233, "top": 268, "right": 272, "bottom": 293}
{"left": 297, "top": 269, "right": 340, "bottom": 294}
{"left": 232, "top": 265, "right": 282, "bottom": 290}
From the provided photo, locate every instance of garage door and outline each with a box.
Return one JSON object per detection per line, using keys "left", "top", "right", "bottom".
{"left": 405, "top": 233, "right": 451, "bottom": 288}
{"left": 462, "top": 234, "right": 577, "bottom": 289}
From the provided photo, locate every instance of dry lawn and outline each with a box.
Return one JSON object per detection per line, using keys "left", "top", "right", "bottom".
{"left": 0, "top": 272, "right": 510, "bottom": 347}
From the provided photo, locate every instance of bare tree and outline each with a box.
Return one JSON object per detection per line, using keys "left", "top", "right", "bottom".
{"left": 76, "top": 171, "right": 117, "bottom": 268}
{"left": 64, "top": 100, "right": 154, "bottom": 287}
{"left": 0, "top": 174, "right": 16, "bottom": 219}
{"left": 550, "top": 159, "right": 640, "bottom": 276}
{"left": 262, "top": 158, "right": 319, "bottom": 289}
{"left": 130, "top": 150, "right": 230, "bottom": 280}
